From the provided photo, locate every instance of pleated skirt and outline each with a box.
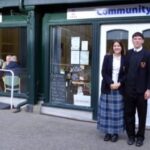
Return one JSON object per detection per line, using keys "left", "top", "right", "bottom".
{"left": 97, "top": 90, "right": 124, "bottom": 134}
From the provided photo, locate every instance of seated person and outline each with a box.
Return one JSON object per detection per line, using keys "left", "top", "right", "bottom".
{"left": 5, "top": 55, "right": 21, "bottom": 76}
{"left": 0, "top": 58, "right": 4, "bottom": 91}
{"left": 0, "top": 58, "right": 4, "bottom": 68}
{"left": 2, "top": 55, "right": 12, "bottom": 69}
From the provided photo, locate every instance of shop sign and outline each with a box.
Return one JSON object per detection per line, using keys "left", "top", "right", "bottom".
{"left": 67, "top": 3, "right": 150, "bottom": 19}
{"left": 74, "top": 95, "right": 91, "bottom": 107}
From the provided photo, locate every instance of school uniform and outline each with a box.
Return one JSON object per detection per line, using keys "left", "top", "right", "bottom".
{"left": 124, "top": 48, "right": 150, "bottom": 140}
{"left": 97, "top": 54, "right": 126, "bottom": 134}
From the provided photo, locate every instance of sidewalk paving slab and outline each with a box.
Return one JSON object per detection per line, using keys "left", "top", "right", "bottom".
{"left": 0, "top": 108, "right": 150, "bottom": 150}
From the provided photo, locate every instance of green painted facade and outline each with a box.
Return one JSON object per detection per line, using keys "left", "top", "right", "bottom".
{"left": 1, "top": 0, "right": 150, "bottom": 119}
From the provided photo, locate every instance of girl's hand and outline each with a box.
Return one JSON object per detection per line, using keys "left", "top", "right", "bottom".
{"left": 110, "top": 82, "right": 121, "bottom": 90}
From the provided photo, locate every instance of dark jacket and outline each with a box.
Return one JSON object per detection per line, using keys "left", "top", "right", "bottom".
{"left": 101, "top": 54, "right": 126, "bottom": 94}
{"left": 5, "top": 61, "right": 21, "bottom": 76}
{"left": 125, "top": 49, "right": 150, "bottom": 94}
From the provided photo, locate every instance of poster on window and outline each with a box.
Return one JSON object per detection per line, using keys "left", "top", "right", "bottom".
{"left": 81, "top": 41, "right": 88, "bottom": 51}
{"left": 71, "top": 37, "right": 80, "bottom": 50}
{"left": 71, "top": 50, "right": 80, "bottom": 64}
{"left": 80, "top": 51, "right": 89, "bottom": 65}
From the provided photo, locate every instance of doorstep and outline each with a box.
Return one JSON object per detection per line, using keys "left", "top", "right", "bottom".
{"left": 40, "top": 106, "right": 93, "bottom": 122}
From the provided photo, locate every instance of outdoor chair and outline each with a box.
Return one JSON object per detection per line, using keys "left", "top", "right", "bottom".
{"left": 2, "top": 75, "right": 21, "bottom": 93}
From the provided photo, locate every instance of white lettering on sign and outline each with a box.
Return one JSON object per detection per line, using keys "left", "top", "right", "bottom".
{"left": 67, "top": 3, "right": 150, "bottom": 19}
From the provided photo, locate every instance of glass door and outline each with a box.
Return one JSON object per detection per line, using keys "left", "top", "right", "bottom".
{"left": 99, "top": 23, "right": 150, "bottom": 126}
{"left": 50, "top": 25, "right": 92, "bottom": 108}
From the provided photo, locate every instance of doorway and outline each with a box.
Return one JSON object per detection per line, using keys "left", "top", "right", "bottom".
{"left": 99, "top": 23, "right": 150, "bottom": 126}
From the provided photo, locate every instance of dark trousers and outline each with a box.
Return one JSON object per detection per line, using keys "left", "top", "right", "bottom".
{"left": 124, "top": 93, "right": 147, "bottom": 139}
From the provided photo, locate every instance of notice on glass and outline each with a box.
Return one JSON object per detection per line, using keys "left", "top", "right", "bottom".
{"left": 71, "top": 50, "right": 80, "bottom": 64}
{"left": 71, "top": 37, "right": 80, "bottom": 50}
{"left": 74, "top": 95, "right": 91, "bottom": 107}
{"left": 80, "top": 51, "right": 89, "bottom": 65}
{"left": 81, "top": 41, "right": 88, "bottom": 51}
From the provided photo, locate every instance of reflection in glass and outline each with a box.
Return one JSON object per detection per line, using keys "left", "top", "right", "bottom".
{"left": 107, "top": 30, "right": 128, "bottom": 54}
{"left": 50, "top": 25, "right": 92, "bottom": 107}
{"left": 0, "top": 28, "right": 28, "bottom": 95}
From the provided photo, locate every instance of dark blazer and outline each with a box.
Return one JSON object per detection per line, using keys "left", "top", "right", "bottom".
{"left": 5, "top": 61, "right": 21, "bottom": 76}
{"left": 101, "top": 54, "right": 126, "bottom": 94}
{"left": 125, "top": 48, "right": 150, "bottom": 94}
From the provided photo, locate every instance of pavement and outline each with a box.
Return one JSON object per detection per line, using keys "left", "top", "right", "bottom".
{"left": 0, "top": 106, "right": 150, "bottom": 150}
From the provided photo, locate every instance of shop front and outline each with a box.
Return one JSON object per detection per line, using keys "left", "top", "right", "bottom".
{"left": 1, "top": 0, "right": 150, "bottom": 121}
{"left": 41, "top": 2, "right": 150, "bottom": 122}
{"left": 0, "top": 6, "right": 37, "bottom": 109}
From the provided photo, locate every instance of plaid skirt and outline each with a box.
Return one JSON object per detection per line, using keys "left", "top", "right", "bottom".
{"left": 97, "top": 90, "right": 124, "bottom": 134}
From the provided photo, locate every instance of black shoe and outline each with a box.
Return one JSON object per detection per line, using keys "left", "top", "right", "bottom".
{"left": 127, "top": 137, "right": 135, "bottom": 145}
{"left": 12, "top": 108, "right": 21, "bottom": 113}
{"left": 104, "top": 134, "right": 111, "bottom": 141}
{"left": 111, "top": 134, "right": 118, "bottom": 142}
{"left": 136, "top": 138, "right": 144, "bottom": 147}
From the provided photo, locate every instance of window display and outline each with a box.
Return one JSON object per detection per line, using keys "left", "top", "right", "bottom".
{"left": 50, "top": 25, "right": 92, "bottom": 107}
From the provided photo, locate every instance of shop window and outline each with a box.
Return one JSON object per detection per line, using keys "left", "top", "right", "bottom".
{"left": 50, "top": 25, "right": 92, "bottom": 107}
{"left": 0, "top": 28, "right": 28, "bottom": 94}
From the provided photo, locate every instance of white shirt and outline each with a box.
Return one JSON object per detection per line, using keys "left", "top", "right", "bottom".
{"left": 112, "top": 55, "right": 121, "bottom": 83}
{"left": 134, "top": 47, "right": 143, "bottom": 52}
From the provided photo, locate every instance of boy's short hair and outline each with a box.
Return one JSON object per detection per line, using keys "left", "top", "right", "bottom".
{"left": 132, "top": 32, "right": 144, "bottom": 39}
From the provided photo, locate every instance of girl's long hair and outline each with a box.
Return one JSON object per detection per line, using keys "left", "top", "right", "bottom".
{"left": 109, "top": 40, "right": 126, "bottom": 55}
